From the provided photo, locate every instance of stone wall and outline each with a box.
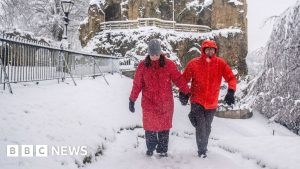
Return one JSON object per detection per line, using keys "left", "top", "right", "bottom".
{"left": 79, "top": 5, "right": 105, "bottom": 47}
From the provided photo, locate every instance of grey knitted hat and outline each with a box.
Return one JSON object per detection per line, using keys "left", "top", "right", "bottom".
{"left": 147, "top": 39, "right": 162, "bottom": 56}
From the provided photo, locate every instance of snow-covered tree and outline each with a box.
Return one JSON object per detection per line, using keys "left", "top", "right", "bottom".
{"left": 248, "top": 0, "right": 300, "bottom": 134}
{"left": 0, "top": 0, "right": 89, "bottom": 45}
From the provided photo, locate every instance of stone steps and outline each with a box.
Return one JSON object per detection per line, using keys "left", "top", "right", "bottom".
{"left": 215, "top": 109, "right": 253, "bottom": 119}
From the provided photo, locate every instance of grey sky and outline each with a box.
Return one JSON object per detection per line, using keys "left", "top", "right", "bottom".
{"left": 247, "top": 0, "right": 298, "bottom": 51}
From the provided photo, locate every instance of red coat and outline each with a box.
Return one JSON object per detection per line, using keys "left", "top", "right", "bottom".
{"left": 182, "top": 40, "right": 237, "bottom": 109}
{"left": 130, "top": 57, "right": 190, "bottom": 131}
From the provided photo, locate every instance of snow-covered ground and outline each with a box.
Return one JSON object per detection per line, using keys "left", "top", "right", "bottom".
{"left": 1, "top": 74, "right": 300, "bottom": 169}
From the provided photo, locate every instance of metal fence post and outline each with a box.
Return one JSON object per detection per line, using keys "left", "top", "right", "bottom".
{"left": 0, "top": 50, "right": 13, "bottom": 93}
{"left": 94, "top": 59, "right": 109, "bottom": 86}
{"left": 60, "top": 46, "right": 77, "bottom": 86}
{"left": 93, "top": 58, "right": 96, "bottom": 79}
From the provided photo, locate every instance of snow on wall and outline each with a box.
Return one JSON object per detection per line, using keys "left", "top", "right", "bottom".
{"left": 90, "top": 0, "right": 106, "bottom": 7}
{"left": 121, "top": 0, "right": 129, "bottom": 19}
{"left": 227, "top": 0, "right": 243, "bottom": 6}
{"left": 186, "top": 0, "right": 213, "bottom": 15}
{"left": 83, "top": 26, "right": 242, "bottom": 66}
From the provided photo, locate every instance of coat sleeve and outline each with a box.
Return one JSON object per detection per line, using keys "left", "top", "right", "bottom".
{"left": 222, "top": 61, "right": 237, "bottom": 91}
{"left": 129, "top": 62, "right": 144, "bottom": 102}
{"left": 169, "top": 61, "right": 190, "bottom": 94}
{"left": 182, "top": 60, "right": 194, "bottom": 84}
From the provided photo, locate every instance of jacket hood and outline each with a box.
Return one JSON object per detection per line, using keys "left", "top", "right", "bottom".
{"left": 201, "top": 39, "right": 218, "bottom": 54}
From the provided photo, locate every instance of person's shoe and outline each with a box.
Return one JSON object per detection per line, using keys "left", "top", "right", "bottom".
{"left": 146, "top": 150, "right": 153, "bottom": 156}
{"left": 159, "top": 152, "right": 168, "bottom": 157}
{"left": 198, "top": 151, "right": 207, "bottom": 158}
{"left": 156, "top": 149, "right": 162, "bottom": 154}
{"left": 198, "top": 153, "right": 207, "bottom": 158}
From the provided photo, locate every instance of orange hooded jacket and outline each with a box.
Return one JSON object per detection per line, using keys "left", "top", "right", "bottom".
{"left": 182, "top": 40, "right": 237, "bottom": 109}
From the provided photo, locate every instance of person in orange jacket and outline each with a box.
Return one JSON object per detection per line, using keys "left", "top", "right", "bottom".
{"left": 179, "top": 39, "right": 237, "bottom": 158}
{"left": 129, "top": 39, "right": 190, "bottom": 157}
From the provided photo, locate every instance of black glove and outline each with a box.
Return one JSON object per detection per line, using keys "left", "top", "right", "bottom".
{"left": 129, "top": 100, "right": 135, "bottom": 113}
{"left": 188, "top": 111, "right": 197, "bottom": 127}
{"left": 179, "top": 92, "right": 191, "bottom": 105}
{"left": 224, "top": 89, "right": 235, "bottom": 105}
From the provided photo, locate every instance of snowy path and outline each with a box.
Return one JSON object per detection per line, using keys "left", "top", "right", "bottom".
{"left": 86, "top": 127, "right": 262, "bottom": 169}
{"left": 1, "top": 74, "right": 299, "bottom": 169}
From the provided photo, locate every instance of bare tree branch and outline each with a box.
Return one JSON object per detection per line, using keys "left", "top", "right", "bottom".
{"left": 260, "top": 15, "right": 280, "bottom": 28}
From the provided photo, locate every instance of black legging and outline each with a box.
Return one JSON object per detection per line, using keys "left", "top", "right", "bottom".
{"left": 145, "top": 130, "right": 170, "bottom": 153}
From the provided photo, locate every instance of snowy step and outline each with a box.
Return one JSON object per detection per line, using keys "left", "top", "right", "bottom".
{"left": 215, "top": 109, "right": 252, "bottom": 119}
{"left": 122, "top": 70, "right": 135, "bottom": 79}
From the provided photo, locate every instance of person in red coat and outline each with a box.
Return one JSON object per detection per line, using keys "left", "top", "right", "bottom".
{"left": 180, "top": 39, "right": 237, "bottom": 158}
{"left": 129, "top": 39, "right": 190, "bottom": 157}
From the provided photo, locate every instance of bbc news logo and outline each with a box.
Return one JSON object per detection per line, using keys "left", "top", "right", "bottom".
{"left": 7, "top": 145, "right": 88, "bottom": 157}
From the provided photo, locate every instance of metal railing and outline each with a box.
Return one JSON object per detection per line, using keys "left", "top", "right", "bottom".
{"left": 0, "top": 33, "right": 120, "bottom": 93}
{"left": 119, "top": 57, "right": 135, "bottom": 70}
{"left": 100, "top": 18, "right": 211, "bottom": 32}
